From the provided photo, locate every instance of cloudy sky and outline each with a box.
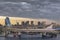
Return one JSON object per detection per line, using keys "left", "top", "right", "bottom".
{"left": 0, "top": 0, "right": 60, "bottom": 22}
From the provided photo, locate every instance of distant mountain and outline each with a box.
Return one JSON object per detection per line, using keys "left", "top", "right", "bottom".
{"left": 0, "top": 0, "right": 60, "bottom": 22}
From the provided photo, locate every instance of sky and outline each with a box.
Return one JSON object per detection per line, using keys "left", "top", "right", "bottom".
{"left": 0, "top": 0, "right": 60, "bottom": 22}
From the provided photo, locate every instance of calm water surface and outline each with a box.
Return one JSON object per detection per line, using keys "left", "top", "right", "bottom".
{"left": 0, "top": 34, "right": 60, "bottom": 40}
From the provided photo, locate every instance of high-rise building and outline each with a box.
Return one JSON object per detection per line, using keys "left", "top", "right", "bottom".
{"left": 21, "top": 21, "right": 25, "bottom": 25}
{"left": 31, "top": 21, "right": 34, "bottom": 26}
{"left": 5, "top": 17, "right": 11, "bottom": 27}
{"left": 25, "top": 21, "right": 29, "bottom": 26}
{"left": 38, "top": 21, "right": 40, "bottom": 25}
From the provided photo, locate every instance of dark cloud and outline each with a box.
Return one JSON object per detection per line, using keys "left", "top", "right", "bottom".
{"left": 0, "top": 0, "right": 60, "bottom": 21}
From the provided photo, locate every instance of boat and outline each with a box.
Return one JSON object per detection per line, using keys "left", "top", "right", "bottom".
{"left": 42, "top": 33, "right": 57, "bottom": 38}
{"left": 20, "top": 34, "right": 42, "bottom": 38}
{"left": 18, "top": 33, "right": 57, "bottom": 38}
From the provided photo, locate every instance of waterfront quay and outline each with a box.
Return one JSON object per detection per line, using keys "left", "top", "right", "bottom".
{"left": 1, "top": 23, "right": 60, "bottom": 38}
{"left": 0, "top": 16, "right": 60, "bottom": 38}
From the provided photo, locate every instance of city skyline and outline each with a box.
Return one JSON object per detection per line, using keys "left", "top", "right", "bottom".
{"left": 0, "top": 16, "right": 58, "bottom": 26}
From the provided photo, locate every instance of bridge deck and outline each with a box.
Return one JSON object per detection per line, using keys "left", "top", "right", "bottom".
{"left": 3, "top": 27, "right": 59, "bottom": 33}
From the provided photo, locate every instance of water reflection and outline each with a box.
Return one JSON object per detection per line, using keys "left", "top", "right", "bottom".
{"left": 0, "top": 34, "right": 60, "bottom": 40}
{"left": 5, "top": 37, "right": 19, "bottom": 40}
{"left": 5, "top": 37, "right": 56, "bottom": 40}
